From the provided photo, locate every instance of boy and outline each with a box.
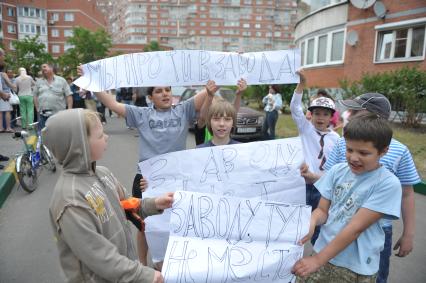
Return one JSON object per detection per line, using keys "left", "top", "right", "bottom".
{"left": 290, "top": 71, "right": 339, "bottom": 244}
{"left": 197, "top": 97, "right": 241, "bottom": 148}
{"left": 78, "top": 63, "right": 218, "bottom": 266}
{"left": 43, "top": 109, "right": 173, "bottom": 283}
{"left": 292, "top": 112, "right": 402, "bottom": 282}
{"left": 325, "top": 93, "right": 419, "bottom": 283}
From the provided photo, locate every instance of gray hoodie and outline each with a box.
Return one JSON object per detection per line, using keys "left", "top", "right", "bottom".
{"left": 43, "top": 109, "right": 160, "bottom": 283}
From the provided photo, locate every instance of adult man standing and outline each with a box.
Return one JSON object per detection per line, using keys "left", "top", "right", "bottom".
{"left": 33, "top": 63, "right": 72, "bottom": 129}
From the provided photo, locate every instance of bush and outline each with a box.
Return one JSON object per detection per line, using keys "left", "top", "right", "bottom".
{"left": 340, "top": 66, "right": 426, "bottom": 127}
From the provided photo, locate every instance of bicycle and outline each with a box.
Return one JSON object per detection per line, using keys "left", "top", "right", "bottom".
{"left": 13, "top": 118, "right": 56, "bottom": 193}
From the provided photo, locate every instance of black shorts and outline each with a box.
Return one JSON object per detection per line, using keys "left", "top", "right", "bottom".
{"left": 132, "top": 173, "right": 143, "bottom": 198}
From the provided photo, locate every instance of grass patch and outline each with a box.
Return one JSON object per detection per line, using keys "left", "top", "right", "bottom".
{"left": 275, "top": 113, "right": 425, "bottom": 179}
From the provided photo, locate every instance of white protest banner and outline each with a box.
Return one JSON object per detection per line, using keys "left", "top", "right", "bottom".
{"left": 163, "top": 191, "right": 311, "bottom": 283}
{"left": 74, "top": 49, "right": 300, "bottom": 92}
{"left": 139, "top": 138, "right": 307, "bottom": 263}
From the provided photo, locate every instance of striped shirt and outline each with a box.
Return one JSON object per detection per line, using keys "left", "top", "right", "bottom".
{"left": 324, "top": 137, "right": 421, "bottom": 227}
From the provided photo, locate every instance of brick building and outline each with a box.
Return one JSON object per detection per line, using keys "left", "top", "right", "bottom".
{"left": 0, "top": 0, "right": 106, "bottom": 57}
{"left": 101, "top": 0, "right": 298, "bottom": 52}
{"left": 294, "top": 0, "right": 426, "bottom": 90}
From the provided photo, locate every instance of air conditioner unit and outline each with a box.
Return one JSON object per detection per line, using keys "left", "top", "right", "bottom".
{"left": 49, "top": 20, "right": 55, "bottom": 25}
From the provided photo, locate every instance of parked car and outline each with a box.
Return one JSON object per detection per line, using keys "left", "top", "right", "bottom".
{"left": 179, "top": 87, "right": 265, "bottom": 140}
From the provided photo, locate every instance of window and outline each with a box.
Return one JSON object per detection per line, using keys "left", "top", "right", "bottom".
{"left": 51, "top": 29, "right": 59, "bottom": 37}
{"left": 375, "top": 24, "right": 425, "bottom": 62}
{"left": 52, "top": 45, "right": 60, "bottom": 53}
{"left": 301, "top": 29, "right": 345, "bottom": 66}
{"left": 330, "top": 31, "right": 344, "bottom": 61}
{"left": 7, "top": 24, "right": 16, "bottom": 33}
{"left": 7, "top": 7, "right": 15, "bottom": 17}
{"left": 306, "top": 38, "right": 314, "bottom": 65}
{"left": 51, "top": 13, "right": 59, "bottom": 21}
{"left": 317, "top": 35, "right": 327, "bottom": 63}
{"left": 64, "top": 13, "right": 74, "bottom": 21}
{"left": 64, "top": 29, "right": 73, "bottom": 37}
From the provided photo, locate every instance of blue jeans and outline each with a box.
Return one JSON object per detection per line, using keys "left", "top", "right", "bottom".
{"left": 38, "top": 114, "right": 49, "bottom": 130}
{"left": 306, "top": 184, "right": 321, "bottom": 245}
{"left": 262, "top": 110, "right": 278, "bottom": 140}
{"left": 376, "top": 226, "right": 392, "bottom": 283}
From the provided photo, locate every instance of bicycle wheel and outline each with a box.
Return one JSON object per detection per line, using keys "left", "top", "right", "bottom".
{"left": 16, "top": 154, "right": 38, "bottom": 193}
{"left": 41, "top": 145, "right": 56, "bottom": 172}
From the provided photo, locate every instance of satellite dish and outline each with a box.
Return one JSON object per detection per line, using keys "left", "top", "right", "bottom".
{"left": 374, "top": 1, "right": 387, "bottom": 19}
{"left": 350, "top": 0, "right": 376, "bottom": 9}
{"left": 347, "top": 30, "right": 359, "bottom": 46}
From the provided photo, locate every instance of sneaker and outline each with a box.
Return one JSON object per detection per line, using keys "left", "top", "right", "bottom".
{"left": 0, "top": 155, "right": 9, "bottom": 162}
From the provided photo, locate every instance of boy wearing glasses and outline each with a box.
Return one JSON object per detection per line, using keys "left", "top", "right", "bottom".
{"left": 290, "top": 70, "right": 339, "bottom": 244}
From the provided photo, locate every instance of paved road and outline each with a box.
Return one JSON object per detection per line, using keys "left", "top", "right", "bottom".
{"left": 0, "top": 116, "right": 425, "bottom": 282}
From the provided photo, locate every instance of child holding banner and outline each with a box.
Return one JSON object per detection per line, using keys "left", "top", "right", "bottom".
{"left": 292, "top": 112, "right": 401, "bottom": 282}
{"left": 290, "top": 70, "right": 340, "bottom": 244}
{"left": 195, "top": 78, "right": 247, "bottom": 145}
{"left": 197, "top": 97, "right": 241, "bottom": 148}
{"left": 78, "top": 64, "right": 218, "bottom": 267}
{"left": 43, "top": 109, "right": 173, "bottom": 283}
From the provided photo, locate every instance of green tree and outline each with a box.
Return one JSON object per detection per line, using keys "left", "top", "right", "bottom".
{"left": 4, "top": 35, "right": 53, "bottom": 76}
{"left": 143, "top": 40, "right": 162, "bottom": 52}
{"left": 58, "top": 27, "right": 112, "bottom": 77}
{"left": 340, "top": 66, "right": 426, "bottom": 127}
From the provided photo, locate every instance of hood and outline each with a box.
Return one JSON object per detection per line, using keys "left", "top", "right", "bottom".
{"left": 42, "top": 109, "right": 94, "bottom": 174}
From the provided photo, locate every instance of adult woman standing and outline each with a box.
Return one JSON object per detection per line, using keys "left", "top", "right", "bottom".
{"left": 262, "top": 84, "right": 282, "bottom": 140}
{"left": 15, "top": 67, "right": 35, "bottom": 129}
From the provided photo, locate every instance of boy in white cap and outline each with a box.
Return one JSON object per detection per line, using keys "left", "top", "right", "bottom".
{"left": 290, "top": 70, "right": 340, "bottom": 244}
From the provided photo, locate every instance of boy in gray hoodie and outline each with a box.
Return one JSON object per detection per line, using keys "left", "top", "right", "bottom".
{"left": 43, "top": 108, "right": 172, "bottom": 283}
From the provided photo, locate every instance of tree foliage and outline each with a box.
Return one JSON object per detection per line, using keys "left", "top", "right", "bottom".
{"left": 58, "top": 27, "right": 112, "bottom": 77}
{"left": 340, "top": 66, "right": 426, "bottom": 127}
{"left": 4, "top": 35, "right": 53, "bottom": 76}
{"left": 143, "top": 41, "right": 162, "bottom": 52}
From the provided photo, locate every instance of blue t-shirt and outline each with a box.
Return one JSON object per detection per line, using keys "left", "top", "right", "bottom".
{"left": 324, "top": 137, "right": 420, "bottom": 227}
{"left": 314, "top": 163, "right": 401, "bottom": 275}
{"left": 125, "top": 98, "right": 196, "bottom": 172}
{"left": 196, "top": 139, "right": 241, "bottom": 148}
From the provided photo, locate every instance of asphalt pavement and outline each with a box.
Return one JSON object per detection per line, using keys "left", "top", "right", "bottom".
{"left": 0, "top": 116, "right": 425, "bottom": 282}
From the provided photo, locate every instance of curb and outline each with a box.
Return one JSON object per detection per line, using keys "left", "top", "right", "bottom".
{"left": 0, "top": 135, "right": 37, "bottom": 208}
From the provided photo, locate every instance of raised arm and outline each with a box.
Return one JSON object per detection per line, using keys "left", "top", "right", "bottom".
{"left": 234, "top": 78, "right": 247, "bottom": 113}
{"left": 193, "top": 80, "right": 218, "bottom": 112}
{"left": 94, "top": 91, "right": 126, "bottom": 117}
{"left": 77, "top": 64, "right": 126, "bottom": 117}
{"left": 193, "top": 80, "right": 218, "bottom": 129}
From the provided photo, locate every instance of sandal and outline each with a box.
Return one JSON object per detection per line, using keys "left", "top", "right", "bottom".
{"left": 5, "top": 129, "right": 14, "bottom": 133}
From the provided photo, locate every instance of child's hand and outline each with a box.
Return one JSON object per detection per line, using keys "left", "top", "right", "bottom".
{"left": 298, "top": 219, "right": 316, "bottom": 245}
{"left": 292, "top": 256, "right": 322, "bottom": 278}
{"left": 139, "top": 177, "right": 148, "bottom": 192}
{"left": 77, "top": 64, "right": 84, "bottom": 76}
{"left": 155, "top": 192, "right": 174, "bottom": 210}
{"left": 206, "top": 80, "right": 218, "bottom": 97}
{"left": 152, "top": 270, "right": 164, "bottom": 283}
{"left": 236, "top": 78, "right": 247, "bottom": 94}
{"left": 300, "top": 163, "right": 318, "bottom": 184}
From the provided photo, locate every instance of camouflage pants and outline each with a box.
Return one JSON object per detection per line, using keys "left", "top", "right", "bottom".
{"left": 297, "top": 262, "right": 377, "bottom": 283}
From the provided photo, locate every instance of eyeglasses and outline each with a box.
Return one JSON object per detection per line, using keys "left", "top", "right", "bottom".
{"left": 317, "top": 131, "right": 327, "bottom": 171}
